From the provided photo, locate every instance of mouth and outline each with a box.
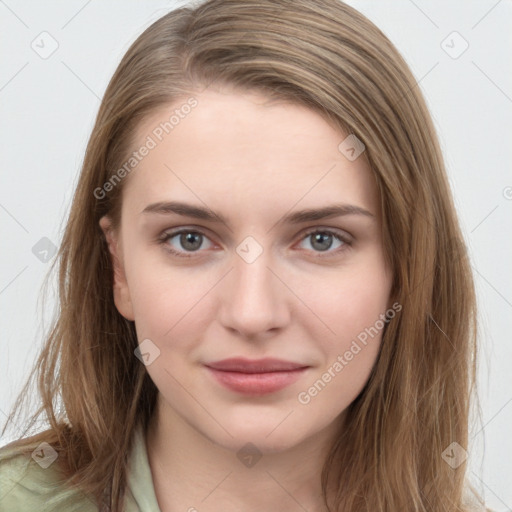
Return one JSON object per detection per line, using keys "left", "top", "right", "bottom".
{"left": 204, "top": 358, "right": 310, "bottom": 396}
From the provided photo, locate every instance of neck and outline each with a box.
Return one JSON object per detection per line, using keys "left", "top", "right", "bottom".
{"left": 145, "top": 395, "right": 341, "bottom": 512}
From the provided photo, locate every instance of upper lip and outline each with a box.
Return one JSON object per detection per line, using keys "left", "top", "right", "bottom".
{"left": 205, "top": 357, "right": 309, "bottom": 373}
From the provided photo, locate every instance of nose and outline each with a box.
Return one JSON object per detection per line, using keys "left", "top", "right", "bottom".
{"left": 218, "top": 246, "right": 291, "bottom": 340}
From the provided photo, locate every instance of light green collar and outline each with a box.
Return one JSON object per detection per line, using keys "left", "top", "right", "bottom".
{"left": 125, "top": 424, "right": 162, "bottom": 511}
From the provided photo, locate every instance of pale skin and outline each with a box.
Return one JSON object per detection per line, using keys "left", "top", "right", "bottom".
{"left": 100, "top": 85, "right": 393, "bottom": 512}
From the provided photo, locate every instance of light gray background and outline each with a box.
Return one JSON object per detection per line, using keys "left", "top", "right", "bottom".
{"left": 1, "top": 1, "right": 511, "bottom": 510}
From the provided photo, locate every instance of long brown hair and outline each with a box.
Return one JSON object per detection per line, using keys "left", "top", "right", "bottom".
{"left": 1, "top": 0, "right": 485, "bottom": 510}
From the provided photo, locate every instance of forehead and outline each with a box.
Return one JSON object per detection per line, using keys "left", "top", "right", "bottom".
{"left": 121, "top": 88, "right": 378, "bottom": 223}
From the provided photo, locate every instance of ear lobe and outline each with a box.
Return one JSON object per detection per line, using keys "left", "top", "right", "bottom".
{"left": 99, "top": 216, "right": 135, "bottom": 321}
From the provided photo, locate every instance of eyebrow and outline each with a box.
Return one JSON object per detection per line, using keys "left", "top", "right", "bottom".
{"left": 141, "top": 201, "right": 374, "bottom": 225}
{"left": 141, "top": 201, "right": 374, "bottom": 226}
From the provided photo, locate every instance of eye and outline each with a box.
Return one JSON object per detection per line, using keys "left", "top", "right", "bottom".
{"left": 296, "top": 228, "right": 351, "bottom": 256}
{"left": 158, "top": 229, "right": 214, "bottom": 258}
{"left": 158, "top": 227, "right": 352, "bottom": 259}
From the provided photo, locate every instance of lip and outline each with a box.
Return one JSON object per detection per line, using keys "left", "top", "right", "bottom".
{"left": 204, "top": 358, "right": 309, "bottom": 396}
{"left": 206, "top": 357, "right": 308, "bottom": 373}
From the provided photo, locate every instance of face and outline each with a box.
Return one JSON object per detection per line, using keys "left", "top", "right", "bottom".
{"left": 100, "top": 86, "right": 393, "bottom": 454}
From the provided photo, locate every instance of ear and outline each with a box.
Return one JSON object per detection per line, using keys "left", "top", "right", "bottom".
{"left": 99, "top": 215, "right": 135, "bottom": 321}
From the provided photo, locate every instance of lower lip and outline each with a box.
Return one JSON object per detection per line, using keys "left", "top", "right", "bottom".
{"left": 205, "top": 366, "right": 308, "bottom": 396}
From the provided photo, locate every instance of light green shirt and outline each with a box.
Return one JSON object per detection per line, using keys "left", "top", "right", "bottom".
{"left": 0, "top": 425, "right": 162, "bottom": 511}
{"left": 1, "top": 426, "right": 490, "bottom": 511}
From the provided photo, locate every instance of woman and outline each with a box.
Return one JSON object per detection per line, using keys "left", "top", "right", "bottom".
{"left": 0, "top": 0, "right": 489, "bottom": 510}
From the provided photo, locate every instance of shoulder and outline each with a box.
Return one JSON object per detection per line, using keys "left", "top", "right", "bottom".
{"left": 0, "top": 441, "right": 97, "bottom": 512}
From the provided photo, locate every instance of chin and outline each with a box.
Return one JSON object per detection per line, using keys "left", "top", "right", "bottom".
{"left": 204, "top": 415, "right": 313, "bottom": 454}
{"left": 218, "top": 430, "right": 305, "bottom": 455}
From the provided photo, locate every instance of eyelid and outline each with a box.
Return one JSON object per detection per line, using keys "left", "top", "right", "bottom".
{"left": 157, "top": 226, "right": 217, "bottom": 258}
{"left": 299, "top": 226, "right": 353, "bottom": 244}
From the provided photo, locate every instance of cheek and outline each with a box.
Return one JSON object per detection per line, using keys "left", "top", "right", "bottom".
{"left": 125, "top": 248, "right": 220, "bottom": 349}
{"left": 302, "top": 254, "right": 391, "bottom": 383}
{"left": 302, "top": 252, "right": 391, "bottom": 340}
{"left": 129, "top": 272, "right": 206, "bottom": 337}
{"left": 296, "top": 275, "right": 390, "bottom": 415}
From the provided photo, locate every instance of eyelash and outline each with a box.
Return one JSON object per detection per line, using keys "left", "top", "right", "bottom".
{"left": 157, "top": 227, "right": 352, "bottom": 259}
